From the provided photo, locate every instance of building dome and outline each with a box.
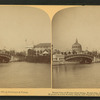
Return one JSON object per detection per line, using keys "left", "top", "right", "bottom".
{"left": 72, "top": 39, "right": 82, "bottom": 53}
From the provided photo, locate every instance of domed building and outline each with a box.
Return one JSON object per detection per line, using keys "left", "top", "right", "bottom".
{"left": 72, "top": 39, "right": 82, "bottom": 53}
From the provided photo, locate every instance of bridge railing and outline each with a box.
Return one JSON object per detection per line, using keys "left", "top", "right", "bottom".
{"left": 65, "top": 54, "right": 94, "bottom": 61}
{"left": 66, "top": 53, "right": 93, "bottom": 57}
{"left": 0, "top": 53, "right": 11, "bottom": 59}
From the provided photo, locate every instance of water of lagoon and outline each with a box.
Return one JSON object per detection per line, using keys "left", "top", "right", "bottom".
{"left": 0, "top": 62, "right": 51, "bottom": 88}
{"left": 53, "top": 63, "right": 100, "bottom": 88}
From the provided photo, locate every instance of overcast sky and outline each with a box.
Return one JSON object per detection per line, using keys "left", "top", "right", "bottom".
{"left": 0, "top": 6, "right": 50, "bottom": 51}
{"left": 53, "top": 6, "right": 100, "bottom": 52}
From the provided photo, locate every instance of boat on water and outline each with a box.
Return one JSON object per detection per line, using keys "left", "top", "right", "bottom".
{"left": 52, "top": 54, "right": 65, "bottom": 66}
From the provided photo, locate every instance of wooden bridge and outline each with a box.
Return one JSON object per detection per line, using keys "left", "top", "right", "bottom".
{"left": 0, "top": 53, "right": 11, "bottom": 63}
{"left": 65, "top": 54, "right": 94, "bottom": 64}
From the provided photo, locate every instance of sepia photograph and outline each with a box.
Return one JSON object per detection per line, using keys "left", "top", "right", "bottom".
{"left": 52, "top": 6, "right": 100, "bottom": 88}
{"left": 0, "top": 6, "right": 51, "bottom": 88}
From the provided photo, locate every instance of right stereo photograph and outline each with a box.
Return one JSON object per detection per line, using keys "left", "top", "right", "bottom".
{"left": 52, "top": 6, "right": 100, "bottom": 88}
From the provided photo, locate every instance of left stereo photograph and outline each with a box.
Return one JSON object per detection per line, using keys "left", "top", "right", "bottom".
{"left": 0, "top": 6, "right": 51, "bottom": 88}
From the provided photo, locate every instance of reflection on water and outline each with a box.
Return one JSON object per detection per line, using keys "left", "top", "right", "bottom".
{"left": 53, "top": 63, "right": 100, "bottom": 88}
{"left": 0, "top": 62, "right": 51, "bottom": 88}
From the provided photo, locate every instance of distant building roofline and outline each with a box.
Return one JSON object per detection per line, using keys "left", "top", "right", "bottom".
{"left": 34, "top": 43, "right": 51, "bottom": 48}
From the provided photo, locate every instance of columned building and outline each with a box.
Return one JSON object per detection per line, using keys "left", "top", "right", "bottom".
{"left": 27, "top": 43, "right": 51, "bottom": 56}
